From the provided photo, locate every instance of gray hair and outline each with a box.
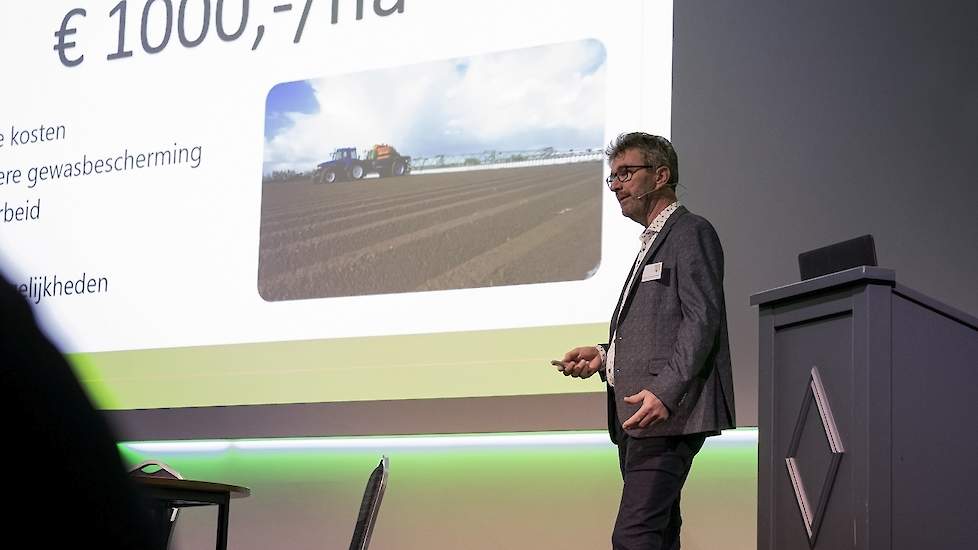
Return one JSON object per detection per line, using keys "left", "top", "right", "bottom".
{"left": 605, "top": 132, "right": 679, "bottom": 187}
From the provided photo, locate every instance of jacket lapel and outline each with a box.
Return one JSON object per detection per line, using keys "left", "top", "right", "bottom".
{"left": 610, "top": 206, "right": 687, "bottom": 335}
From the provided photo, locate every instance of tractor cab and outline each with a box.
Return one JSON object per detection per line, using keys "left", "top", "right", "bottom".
{"left": 332, "top": 148, "right": 358, "bottom": 161}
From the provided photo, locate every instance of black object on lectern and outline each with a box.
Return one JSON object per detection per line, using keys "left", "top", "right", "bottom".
{"left": 798, "top": 234, "right": 877, "bottom": 280}
{"left": 750, "top": 267, "right": 978, "bottom": 550}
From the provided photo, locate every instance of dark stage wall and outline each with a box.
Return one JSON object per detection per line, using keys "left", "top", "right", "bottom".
{"left": 672, "top": 0, "right": 978, "bottom": 424}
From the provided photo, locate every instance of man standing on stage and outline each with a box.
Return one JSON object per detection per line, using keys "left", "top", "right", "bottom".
{"left": 555, "top": 133, "right": 736, "bottom": 550}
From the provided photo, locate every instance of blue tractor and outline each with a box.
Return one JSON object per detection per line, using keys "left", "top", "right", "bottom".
{"left": 314, "top": 145, "right": 411, "bottom": 184}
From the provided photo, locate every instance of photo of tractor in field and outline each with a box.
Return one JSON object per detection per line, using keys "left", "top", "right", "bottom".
{"left": 314, "top": 144, "right": 412, "bottom": 183}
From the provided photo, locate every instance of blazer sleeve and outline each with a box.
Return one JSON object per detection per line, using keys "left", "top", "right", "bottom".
{"left": 655, "top": 220, "right": 725, "bottom": 412}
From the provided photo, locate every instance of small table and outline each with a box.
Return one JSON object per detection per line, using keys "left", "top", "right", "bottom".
{"left": 134, "top": 477, "right": 251, "bottom": 550}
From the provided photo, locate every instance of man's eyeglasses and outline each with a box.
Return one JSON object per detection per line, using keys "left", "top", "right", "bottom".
{"left": 606, "top": 165, "right": 656, "bottom": 189}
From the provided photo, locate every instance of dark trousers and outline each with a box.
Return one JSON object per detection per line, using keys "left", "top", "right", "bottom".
{"left": 612, "top": 432, "right": 706, "bottom": 550}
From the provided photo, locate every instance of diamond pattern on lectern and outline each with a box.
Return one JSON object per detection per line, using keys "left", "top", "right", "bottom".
{"left": 784, "top": 366, "right": 845, "bottom": 547}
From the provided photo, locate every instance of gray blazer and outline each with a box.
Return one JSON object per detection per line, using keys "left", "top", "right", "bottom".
{"left": 602, "top": 206, "right": 736, "bottom": 442}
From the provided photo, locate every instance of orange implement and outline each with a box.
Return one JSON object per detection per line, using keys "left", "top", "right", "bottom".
{"left": 373, "top": 144, "right": 394, "bottom": 159}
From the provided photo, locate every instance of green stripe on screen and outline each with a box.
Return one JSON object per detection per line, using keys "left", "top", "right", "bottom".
{"left": 69, "top": 323, "right": 607, "bottom": 409}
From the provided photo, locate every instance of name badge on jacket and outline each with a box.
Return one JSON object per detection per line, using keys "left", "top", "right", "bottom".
{"left": 642, "top": 262, "right": 663, "bottom": 282}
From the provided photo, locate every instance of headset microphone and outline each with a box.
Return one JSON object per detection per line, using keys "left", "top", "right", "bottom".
{"left": 633, "top": 187, "right": 658, "bottom": 200}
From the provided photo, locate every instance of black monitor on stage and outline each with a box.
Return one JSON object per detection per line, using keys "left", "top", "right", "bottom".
{"left": 798, "top": 234, "right": 877, "bottom": 281}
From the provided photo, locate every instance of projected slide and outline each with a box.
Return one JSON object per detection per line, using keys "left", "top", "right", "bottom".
{"left": 259, "top": 40, "right": 605, "bottom": 300}
{"left": 0, "top": 0, "right": 674, "bottom": 410}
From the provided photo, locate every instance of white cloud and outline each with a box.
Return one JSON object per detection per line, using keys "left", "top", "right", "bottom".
{"left": 263, "top": 40, "right": 605, "bottom": 174}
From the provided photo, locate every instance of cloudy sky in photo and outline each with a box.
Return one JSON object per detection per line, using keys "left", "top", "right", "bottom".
{"left": 262, "top": 39, "right": 606, "bottom": 174}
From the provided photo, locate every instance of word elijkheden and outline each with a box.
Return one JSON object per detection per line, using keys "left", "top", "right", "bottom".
{"left": 17, "top": 272, "right": 109, "bottom": 305}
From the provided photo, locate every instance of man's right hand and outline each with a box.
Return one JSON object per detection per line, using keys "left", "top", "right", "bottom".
{"left": 555, "top": 346, "right": 602, "bottom": 378}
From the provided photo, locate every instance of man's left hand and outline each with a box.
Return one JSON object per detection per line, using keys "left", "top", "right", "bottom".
{"left": 622, "top": 390, "right": 670, "bottom": 429}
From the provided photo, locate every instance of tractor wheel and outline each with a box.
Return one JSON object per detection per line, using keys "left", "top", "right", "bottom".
{"left": 349, "top": 163, "right": 365, "bottom": 180}
{"left": 324, "top": 170, "right": 337, "bottom": 184}
{"left": 392, "top": 160, "right": 407, "bottom": 177}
